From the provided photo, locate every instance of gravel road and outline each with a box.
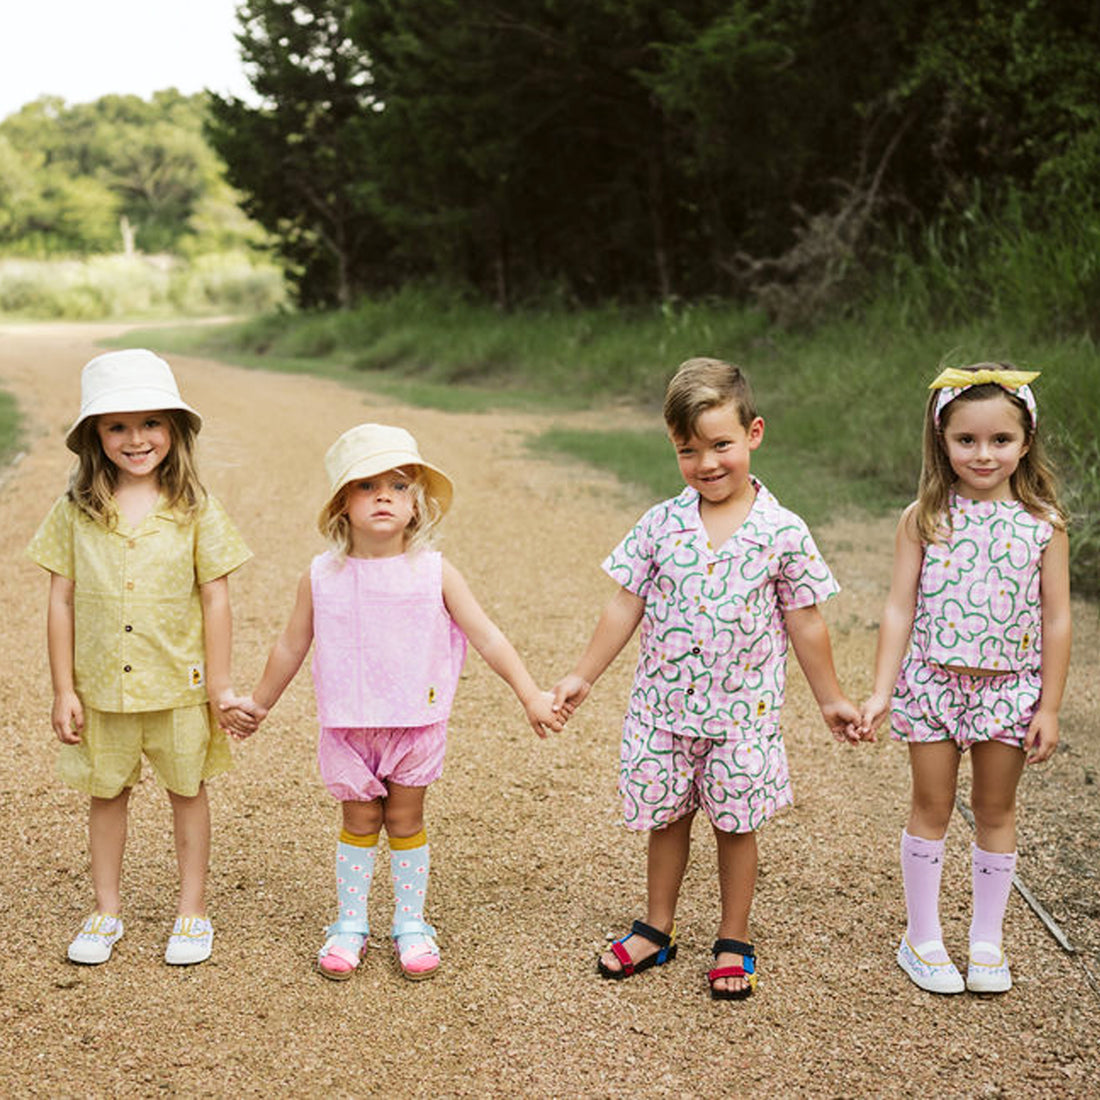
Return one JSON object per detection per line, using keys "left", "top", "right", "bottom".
{"left": 0, "top": 322, "right": 1097, "bottom": 1098}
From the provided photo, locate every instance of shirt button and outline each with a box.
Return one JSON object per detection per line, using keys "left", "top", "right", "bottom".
{"left": 126, "top": 581, "right": 134, "bottom": 590}
{"left": 692, "top": 646, "right": 701, "bottom": 655}
{"left": 127, "top": 539, "right": 136, "bottom": 549}
{"left": 687, "top": 687, "right": 695, "bottom": 696}
{"left": 123, "top": 664, "right": 132, "bottom": 672}
{"left": 124, "top": 624, "right": 133, "bottom": 632}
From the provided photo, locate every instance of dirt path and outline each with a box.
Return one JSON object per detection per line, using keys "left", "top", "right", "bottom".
{"left": 1, "top": 323, "right": 1097, "bottom": 1098}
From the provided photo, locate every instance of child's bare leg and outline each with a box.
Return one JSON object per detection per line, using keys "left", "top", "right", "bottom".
{"left": 342, "top": 798, "right": 384, "bottom": 837}
{"left": 712, "top": 826, "right": 758, "bottom": 995}
{"left": 907, "top": 742, "right": 960, "bottom": 839}
{"left": 168, "top": 784, "right": 210, "bottom": 916}
{"left": 89, "top": 790, "right": 130, "bottom": 913}
{"left": 599, "top": 811, "right": 694, "bottom": 972}
{"left": 382, "top": 781, "right": 427, "bottom": 840}
{"left": 969, "top": 742, "right": 1024, "bottom": 852}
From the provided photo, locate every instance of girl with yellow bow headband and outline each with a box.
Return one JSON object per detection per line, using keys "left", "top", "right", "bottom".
{"left": 860, "top": 361, "right": 1070, "bottom": 997}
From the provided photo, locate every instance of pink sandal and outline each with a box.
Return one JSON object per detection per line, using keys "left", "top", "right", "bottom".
{"left": 392, "top": 919, "right": 440, "bottom": 980}
{"left": 316, "top": 920, "right": 369, "bottom": 981}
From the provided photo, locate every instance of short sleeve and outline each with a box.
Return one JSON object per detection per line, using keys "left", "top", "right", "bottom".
{"left": 773, "top": 514, "right": 840, "bottom": 610}
{"left": 602, "top": 505, "right": 660, "bottom": 599}
{"left": 26, "top": 496, "right": 77, "bottom": 578}
{"left": 193, "top": 495, "right": 252, "bottom": 584}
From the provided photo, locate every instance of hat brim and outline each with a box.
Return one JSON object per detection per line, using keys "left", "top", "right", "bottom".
{"left": 66, "top": 390, "right": 202, "bottom": 452}
{"left": 328, "top": 449, "right": 454, "bottom": 514}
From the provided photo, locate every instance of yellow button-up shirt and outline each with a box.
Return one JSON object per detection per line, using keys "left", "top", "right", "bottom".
{"left": 27, "top": 494, "right": 251, "bottom": 713}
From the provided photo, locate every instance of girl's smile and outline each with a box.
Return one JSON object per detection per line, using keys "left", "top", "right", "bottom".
{"left": 96, "top": 410, "right": 171, "bottom": 483}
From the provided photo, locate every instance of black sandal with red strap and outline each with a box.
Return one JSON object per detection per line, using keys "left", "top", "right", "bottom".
{"left": 708, "top": 938, "right": 757, "bottom": 1001}
{"left": 597, "top": 919, "right": 677, "bottom": 980}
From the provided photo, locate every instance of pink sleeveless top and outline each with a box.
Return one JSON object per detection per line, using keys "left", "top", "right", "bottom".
{"left": 310, "top": 550, "right": 467, "bottom": 728}
{"left": 910, "top": 495, "right": 1052, "bottom": 672}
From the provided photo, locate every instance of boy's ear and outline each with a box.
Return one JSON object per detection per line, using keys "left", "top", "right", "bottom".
{"left": 748, "top": 416, "right": 765, "bottom": 450}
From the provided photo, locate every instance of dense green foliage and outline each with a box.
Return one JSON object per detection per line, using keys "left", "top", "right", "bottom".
{"left": 125, "top": 289, "right": 1100, "bottom": 595}
{"left": 0, "top": 90, "right": 270, "bottom": 258}
{"left": 209, "top": 0, "right": 1100, "bottom": 326}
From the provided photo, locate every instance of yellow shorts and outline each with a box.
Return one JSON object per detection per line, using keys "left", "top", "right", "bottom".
{"left": 57, "top": 704, "right": 232, "bottom": 798}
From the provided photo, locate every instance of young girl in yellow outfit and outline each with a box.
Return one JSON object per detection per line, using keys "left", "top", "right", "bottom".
{"left": 27, "top": 350, "right": 251, "bottom": 966}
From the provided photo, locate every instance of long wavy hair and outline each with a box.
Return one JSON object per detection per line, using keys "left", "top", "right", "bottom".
{"left": 67, "top": 409, "right": 205, "bottom": 528}
{"left": 317, "top": 465, "right": 445, "bottom": 558}
{"left": 916, "top": 361, "right": 1067, "bottom": 545}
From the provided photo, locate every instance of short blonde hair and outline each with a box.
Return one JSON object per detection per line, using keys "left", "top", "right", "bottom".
{"left": 663, "top": 357, "right": 757, "bottom": 441}
{"left": 317, "top": 465, "right": 446, "bottom": 557}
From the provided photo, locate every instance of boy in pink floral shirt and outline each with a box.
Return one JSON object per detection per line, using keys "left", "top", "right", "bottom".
{"left": 553, "top": 357, "right": 861, "bottom": 1000}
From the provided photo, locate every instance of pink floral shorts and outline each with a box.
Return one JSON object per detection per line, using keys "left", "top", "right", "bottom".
{"left": 317, "top": 721, "right": 447, "bottom": 801}
{"left": 619, "top": 714, "right": 792, "bottom": 834}
{"left": 891, "top": 658, "right": 1040, "bottom": 751}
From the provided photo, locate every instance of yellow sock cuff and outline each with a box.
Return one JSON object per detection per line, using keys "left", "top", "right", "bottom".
{"left": 389, "top": 828, "right": 427, "bottom": 851}
{"left": 339, "top": 829, "right": 380, "bottom": 848}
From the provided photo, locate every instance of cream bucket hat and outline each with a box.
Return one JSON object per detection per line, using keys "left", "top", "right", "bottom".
{"left": 66, "top": 349, "right": 201, "bottom": 452}
{"left": 324, "top": 423, "right": 454, "bottom": 513}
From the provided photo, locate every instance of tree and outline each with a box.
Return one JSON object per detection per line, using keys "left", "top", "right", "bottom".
{"left": 206, "top": 0, "right": 391, "bottom": 307}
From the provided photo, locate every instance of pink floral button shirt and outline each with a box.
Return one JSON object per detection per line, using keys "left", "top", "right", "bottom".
{"left": 604, "top": 479, "right": 839, "bottom": 741}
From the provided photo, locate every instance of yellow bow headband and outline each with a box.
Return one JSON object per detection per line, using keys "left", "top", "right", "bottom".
{"left": 929, "top": 367, "right": 1040, "bottom": 427}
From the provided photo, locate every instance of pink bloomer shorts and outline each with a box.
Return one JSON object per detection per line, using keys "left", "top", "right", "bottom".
{"left": 891, "top": 658, "right": 1040, "bottom": 751}
{"left": 619, "top": 713, "right": 792, "bottom": 834}
{"left": 317, "top": 721, "right": 448, "bottom": 802}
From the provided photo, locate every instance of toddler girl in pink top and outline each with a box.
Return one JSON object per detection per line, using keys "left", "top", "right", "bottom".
{"left": 226, "top": 423, "right": 562, "bottom": 980}
{"left": 861, "top": 363, "right": 1071, "bottom": 996}
{"left": 553, "top": 358, "right": 862, "bottom": 1001}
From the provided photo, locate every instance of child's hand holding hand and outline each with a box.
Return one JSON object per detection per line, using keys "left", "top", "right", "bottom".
{"left": 821, "top": 697, "right": 863, "bottom": 744}
{"left": 218, "top": 693, "right": 268, "bottom": 740}
{"left": 51, "top": 690, "right": 84, "bottom": 744}
{"left": 858, "top": 692, "right": 890, "bottom": 741}
{"left": 551, "top": 674, "right": 591, "bottom": 720}
{"left": 524, "top": 690, "right": 565, "bottom": 739}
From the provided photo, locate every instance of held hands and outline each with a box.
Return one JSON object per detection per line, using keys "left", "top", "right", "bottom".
{"left": 523, "top": 690, "right": 568, "bottom": 739}
{"left": 550, "top": 673, "right": 591, "bottom": 720}
{"left": 858, "top": 691, "right": 891, "bottom": 742}
{"left": 216, "top": 691, "right": 268, "bottom": 740}
{"left": 821, "top": 697, "right": 865, "bottom": 745}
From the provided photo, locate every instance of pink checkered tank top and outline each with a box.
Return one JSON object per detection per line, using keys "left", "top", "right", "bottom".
{"left": 310, "top": 550, "right": 467, "bottom": 728}
{"left": 911, "top": 495, "right": 1052, "bottom": 672}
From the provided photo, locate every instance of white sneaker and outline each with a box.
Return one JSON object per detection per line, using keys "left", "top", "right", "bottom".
{"left": 164, "top": 916, "right": 214, "bottom": 965}
{"left": 897, "top": 935, "right": 965, "bottom": 994}
{"left": 966, "top": 941, "right": 1012, "bottom": 993}
{"left": 68, "top": 913, "right": 124, "bottom": 964}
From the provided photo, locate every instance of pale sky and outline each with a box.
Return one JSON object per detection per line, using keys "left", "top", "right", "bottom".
{"left": 0, "top": 1, "right": 255, "bottom": 121}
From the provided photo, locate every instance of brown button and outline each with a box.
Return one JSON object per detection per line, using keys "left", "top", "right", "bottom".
{"left": 126, "top": 581, "right": 134, "bottom": 590}
{"left": 123, "top": 665, "right": 132, "bottom": 672}
{"left": 124, "top": 625, "right": 133, "bottom": 632}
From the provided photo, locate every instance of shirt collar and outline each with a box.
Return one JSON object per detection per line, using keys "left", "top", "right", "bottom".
{"left": 673, "top": 477, "right": 779, "bottom": 549}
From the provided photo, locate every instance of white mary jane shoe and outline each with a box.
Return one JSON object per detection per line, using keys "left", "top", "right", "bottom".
{"left": 897, "top": 934, "right": 965, "bottom": 994}
{"left": 966, "top": 941, "right": 1012, "bottom": 993}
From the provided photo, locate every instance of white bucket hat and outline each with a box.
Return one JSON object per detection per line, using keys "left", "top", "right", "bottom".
{"left": 66, "top": 349, "right": 202, "bottom": 452}
{"left": 324, "top": 423, "right": 454, "bottom": 513}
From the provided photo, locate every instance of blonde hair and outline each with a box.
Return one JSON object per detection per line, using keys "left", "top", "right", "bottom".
{"left": 67, "top": 409, "right": 205, "bottom": 528}
{"left": 663, "top": 357, "right": 758, "bottom": 440}
{"left": 916, "top": 361, "right": 1067, "bottom": 544}
{"left": 317, "top": 465, "right": 445, "bottom": 557}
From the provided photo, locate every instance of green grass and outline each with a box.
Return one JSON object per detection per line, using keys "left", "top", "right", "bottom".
{"left": 21, "top": 279, "right": 1100, "bottom": 596}
{"left": 0, "top": 388, "right": 19, "bottom": 465}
